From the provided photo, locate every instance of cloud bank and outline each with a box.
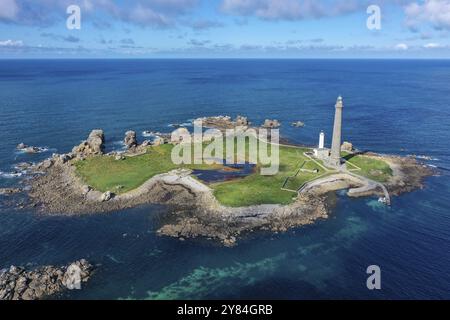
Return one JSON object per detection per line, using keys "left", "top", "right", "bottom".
{"left": 405, "top": 0, "right": 450, "bottom": 31}
{"left": 0, "top": 0, "right": 200, "bottom": 27}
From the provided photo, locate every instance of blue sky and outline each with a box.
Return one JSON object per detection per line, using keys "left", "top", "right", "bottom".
{"left": 0, "top": 0, "right": 449, "bottom": 58}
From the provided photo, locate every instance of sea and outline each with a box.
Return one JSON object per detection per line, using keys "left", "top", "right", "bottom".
{"left": 0, "top": 59, "right": 449, "bottom": 299}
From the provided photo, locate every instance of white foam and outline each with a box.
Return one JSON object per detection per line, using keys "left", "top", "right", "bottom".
{"left": 408, "top": 155, "right": 439, "bottom": 161}
{"left": 0, "top": 171, "right": 23, "bottom": 178}
{"left": 142, "top": 131, "right": 156, "bottom": 138}
{"left": 168, "top": 121, "right": 193, "bottom": 128}
{"left": 15, "top": 146, "right": 55, "bottom": 155}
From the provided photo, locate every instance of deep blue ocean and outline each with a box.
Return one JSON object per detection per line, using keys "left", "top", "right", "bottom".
{"left": 0, "top": 59, "right": 449, "bottom": 299}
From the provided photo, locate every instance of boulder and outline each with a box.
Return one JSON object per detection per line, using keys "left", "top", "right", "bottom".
{"left": 16, "top": 143, "right": 27, "bottom": 150}
{"left": 72, "top": 130, "right": 105, "bottom": 156}
{"left": 101, "top": 191, "right": 113, "bottom": 202}
{"left": 171, "top": 128, "right": 191, "bottom": 144}
{"left": 80, "top": 185, "right": 91, "bottom": 196}
{"left": 341, "top": 141, "right": 353, "bottom": 152}
{"left": 124, "top": 131, "right": 138, "bottom": 149}
{"left": 35, "top": 158, "right": 54, "bottom": 171}
{"left": 87, "top": 130, "right": 104, "bottom": 153}
{"left": 0, "top": 260, "right": 93, "bottom": 300}
{"left": 58, "top": 153, "right": 74, "bottom": 164}
{"left": 235, "top": 115, "right": 249, "bottom": 126}
{"left": 115, "top": 154, "right": 125, "bottom": 161}
{"left": 152, "top": 137, "right": 164, "bottom": 146}
{"left": 141, "top": 140, "right": 150, "bottom": 147}
{"left": 62, "top": 260, "right": 91, "bottom": 290}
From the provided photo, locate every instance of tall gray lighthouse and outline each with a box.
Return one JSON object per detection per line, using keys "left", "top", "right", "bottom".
{"left": 330, "top": 96, "right": 344, "bottom": 168}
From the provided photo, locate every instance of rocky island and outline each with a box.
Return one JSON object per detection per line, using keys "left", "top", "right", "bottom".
{"left": 17, "top": 110, "right": 433, "bottom": 247}
{"left": 0, "top": 260, "right": 93, "bottom": 300}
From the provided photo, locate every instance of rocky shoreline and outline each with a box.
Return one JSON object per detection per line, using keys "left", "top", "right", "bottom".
{"left": 15, "top": 125, "right": 434, "bottom": 246}
{"left": 0, "top": 260, "right": 93, "bottom": 300}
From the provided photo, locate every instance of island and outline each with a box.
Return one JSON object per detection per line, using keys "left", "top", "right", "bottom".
{"left": 21, "top": 98, "right": 432, "bottom": 246}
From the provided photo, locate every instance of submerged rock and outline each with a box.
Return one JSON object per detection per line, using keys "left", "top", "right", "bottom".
{"left": 16, "top": 143, "right": 27, "bottom": 150}
{"left": 0, "top": 259, "right": 93, "bottom": 300}
{"left": 291, "top": 121, "right": 305, "bottom": 128}
{"left": 0, "top": 188, "right": 22, "bottom": 195}
{"left": 16, "top": 143, "right": 47, "bottom": 154}
{"left": 14, "top": 162, "right": 34, "bottom": 171}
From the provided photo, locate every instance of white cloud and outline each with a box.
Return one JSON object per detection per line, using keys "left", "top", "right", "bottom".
{"left": 220, "top": 0, "right": 364, "bottom": 21}
{"left": 0, "top": 0, "right": 200, "bottom": 27}
{"left": 395, "top": 43, "right": 408, "bottom": 50}
{"left": 423, "top": 42, "right": 444, "bottom": 49}
{"left": 405, "top": 0, "right": 450, "bottom": 31}
{"left": 0, "top": 39, "right": 23, "bottom": 47}
{"left": 0, "top": 0, "right": 19, "bottom": 20}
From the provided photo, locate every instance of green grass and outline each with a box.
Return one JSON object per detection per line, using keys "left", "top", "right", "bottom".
{"left": 343, "top": 153, "right": 393, "bottom": 182}
{"left": 75, "top": 144, "right": 178, "bottom": 193}
{"left": 74, "top": 141, "right": 393, "bottom": 207}
{"left": 211, "top": 146, "right": 325, "bottom": 207}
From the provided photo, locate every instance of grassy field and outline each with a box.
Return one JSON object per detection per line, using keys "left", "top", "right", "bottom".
{"left": 75, "top": 144, "right": 178, "bottom": 193}
{"left": 343, "top": 153, "right": 393, "bottom": 182}
{"left": 211, "top": 146, "right": 325, "bottom": 207}
{"left": 75, "top": 141, "right": 392, "bottom": 207}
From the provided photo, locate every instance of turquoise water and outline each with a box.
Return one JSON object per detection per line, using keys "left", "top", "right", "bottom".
{"left": 0, "top": 60, "right": 449, "bottom": 299}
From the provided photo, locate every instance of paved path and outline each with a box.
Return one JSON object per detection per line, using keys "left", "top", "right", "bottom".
{"left": 346, "top": 172, "right": 391, "bottom": 205}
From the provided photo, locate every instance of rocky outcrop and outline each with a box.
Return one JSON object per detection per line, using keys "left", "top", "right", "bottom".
{"left": 158, "top": 192, "right": 330, "bottom": 246}
{"left": 72, "top": 130, "right": 105, "bottom": 156}
{"left": 291, "top": 121, "right": 305, "bottom": 128}
{"left": 262, "top": 119, "right": 281, "bottom": 129}
{"left": 194, "top": 115, "right": 251, "bottom": 131}
{"left": 171, "top": 128, "right": 191, "bottom": 144}
{"left": 0, "top": 260, "right": 93, "bottom": 300}
{"left": 101, "top": 191, "right": 113, "bottom": 202}
{"left": 0, "top": 188, "right": 22, "bottom": 195}
{"left": 16, "top": 143, "right": 47, "bottom": 154}
{"left": 341, "top": 141, "right": 353, "bottom": 152}
{"left": 152, "top": 137, "right": 165, "bottom": 146}
{"left": 235, "top": 115, "right": 249, "bottom": 126}
{"left": 196, "top": 116, "right": 234, "bottom": 130}
{"left": 124, "top": 131, "right": 138, "bottom": 149}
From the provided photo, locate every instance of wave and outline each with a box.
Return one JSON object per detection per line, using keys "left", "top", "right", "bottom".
{"left": 408, "top": 155, "right": 440, "bottom": 161}
{"left": 168, "top": 121, "right": 193, "bottom": 128}
{"left": 15, "top": 146, "right": 56, "bottom": 155}
{"left": 142, "top": 131, "right": 156, "bottom": 138}
{"left": 0, "top": 171, "right": 24, "bottom": 178}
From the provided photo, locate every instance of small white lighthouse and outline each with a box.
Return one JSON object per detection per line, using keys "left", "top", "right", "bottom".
{"left": 314, "top": 131, "right": 329, "bottom": 159}
{"left": 319, "top": 131, "right": 325, "bottom": 149}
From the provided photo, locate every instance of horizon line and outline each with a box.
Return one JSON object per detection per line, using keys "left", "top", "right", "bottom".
{"left": 0, "top": 57, "right": 449, "bottom": 61}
